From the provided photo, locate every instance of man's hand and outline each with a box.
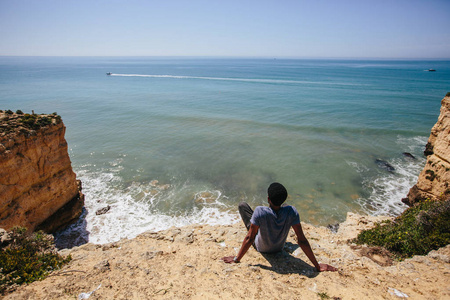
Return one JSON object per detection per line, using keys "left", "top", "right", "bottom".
{"left": 318, "top": 263, "right": 337, "bottom": 272}
{"left": 222, "top": 256, "right": 237, "bottom": 264}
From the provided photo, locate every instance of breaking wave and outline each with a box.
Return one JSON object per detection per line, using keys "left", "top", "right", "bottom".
{"left": 351, "top": 136, "right": 427, "bottom": 216}
{"left": 55, "top": 165, "right": 239, "bottom": 247}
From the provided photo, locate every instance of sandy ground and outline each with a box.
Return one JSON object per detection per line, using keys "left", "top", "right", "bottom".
{"left": 3, "top": 212, "right": 450, "bottom": 300}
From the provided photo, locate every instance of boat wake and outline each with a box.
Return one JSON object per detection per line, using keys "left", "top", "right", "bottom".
{"left": 110, "top": 73, "right": 361, "bottom": 86}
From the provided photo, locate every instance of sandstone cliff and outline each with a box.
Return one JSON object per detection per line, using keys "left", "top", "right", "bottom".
{"left": 403, "top": 96, "right": 450, "bottom": 206}
{"left": 0, "top": 111, "right": 84, "bottom": 233}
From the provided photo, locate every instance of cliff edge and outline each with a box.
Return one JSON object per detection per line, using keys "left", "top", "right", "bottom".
{"left": 403, "top": 96, "right": 450, "bottom": 206}
{"left": 4, "top": 215, "right": 450, "bottom": 299}
{"left": 0, "top": 111, "right": 84, "bottom": 233}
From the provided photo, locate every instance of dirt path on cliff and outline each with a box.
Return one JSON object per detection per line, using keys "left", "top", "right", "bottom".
{"left": 4, "top": 213, "right": 450, "bottom": 300}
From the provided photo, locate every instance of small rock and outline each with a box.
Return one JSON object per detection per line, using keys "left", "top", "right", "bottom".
{"left": 371, "top": 278, "right": 381, "bottom": 285}
{"left": 94, "top": 260, "right": 110, "bottom": 272}
{"left": 159, "top": 184, "right": 170, "bottom": 190}
{"left": 327, "top": 223, "right": 340, "bottom": 233}
{"left": 409, "top": 256, "right": 431, "bottom": 265}
{"left": 102, "top": 242, "right": 118, "bottom": 251}
{"left": 388, "top": 287, "right": 409, "bottom": 298}
{"left": 399, "top": 262, "right": 416, "bottom": 271}
{"left": 194, "top": 192, "right": 216, "bottom": 204}
{"left": 428, "top": 251, "right": 450, "bottom": 263}
{"left": 177, "top": 230, "right": 195, "bottom": 244}
{"left": 144, "top": 251, "right": 163, "bottom": 259}
{"left": 80, "top": 243, "right": 100, "bottom": 251}
{"left": 96, "top": 205, "right": 111, "bottom": 215}
{"left": 249, "top": 266, "right": 259, "bottom": 272}
{"left": 0, "top": 228, "right": 12, "bottom": 246}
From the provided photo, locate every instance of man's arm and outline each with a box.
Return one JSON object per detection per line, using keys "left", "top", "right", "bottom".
{"left": 222, "top": 223, "right": 259, "bottom": 263}
{"left": 292, "top": 223, "right": 337, "bottom": 272}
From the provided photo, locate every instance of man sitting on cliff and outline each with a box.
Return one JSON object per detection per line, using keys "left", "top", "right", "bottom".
{"left": 222, "top": 182, "right": 336, "bottom": 272}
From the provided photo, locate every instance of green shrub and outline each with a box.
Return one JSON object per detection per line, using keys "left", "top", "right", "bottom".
{"left": 353, "top": 199, "right": 450, "bottom": 259}
{"left": 19, "top": 114, "right": 53, "bottom": 130}
{"left": 5, "top": 110, "right": 13, "bottom": 115}
{"left": 317, "top": 292, "right": 330, "bottom": 299}
{"left": 446, "top": 92, "right": 450, "bottom": 97}
{"left": 36, "top": 116, "right": 52, "bottom": 127}
{"left": 16, "top": 110, "right": 24, "bottom": 115}
{"left": 20, "top": 114, "right": 38, "bottom": 129}
{"left": 53, "top": 114, "right": 62, "bottom": 124}
{"left": 0, "top": 227, "right": 71, "bottom": 294}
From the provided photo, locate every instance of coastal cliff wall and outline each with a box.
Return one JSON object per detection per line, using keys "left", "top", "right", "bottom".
{"left": 0, "top": 111, "right": 84, "bottom": 233}
{"left": 403, "top": 96, "right": 450, "bottom": 206}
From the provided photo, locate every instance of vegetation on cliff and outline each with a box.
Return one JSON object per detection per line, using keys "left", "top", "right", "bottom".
{"left": 0, "top": 110, "right": 61, "bottom": 135}
{"left": 354, "top": 199, "right": 450, "bottom": 259}
{"left": 0, "top": 227, "right": 71, "bottom": 294}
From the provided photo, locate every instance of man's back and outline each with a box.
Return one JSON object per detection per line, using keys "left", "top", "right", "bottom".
{"left": 250, "top": 205, "right": 300, "bottom": 253}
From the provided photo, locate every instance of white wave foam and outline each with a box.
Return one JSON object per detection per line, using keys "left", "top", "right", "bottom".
{"left": 351, "top": 136, "right": 427, "bottom": 217}
{"left": 57, "top": 167, "right": 239, "bottom": 245}
{"left": 111, "top": 73, "right": 360, "bottom": 86}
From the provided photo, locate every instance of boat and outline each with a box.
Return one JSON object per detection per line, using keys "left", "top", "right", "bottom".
{"left": 427, "top": 69, "right": 436, "bottom": 72}
{"left": 106, "top": 72, "right": 112, "bottom": 75}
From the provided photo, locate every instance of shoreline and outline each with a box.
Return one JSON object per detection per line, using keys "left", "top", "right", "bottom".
{"left": 59, "top": 147, "right": 426, "bottom": 246}
{"left": 6, "top": 212, "right": 450, "bottom": 299}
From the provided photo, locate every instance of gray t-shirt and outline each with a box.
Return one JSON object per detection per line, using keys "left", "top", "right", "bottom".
{"left": 250, "top": 205, "right": 300, "bottom": 253}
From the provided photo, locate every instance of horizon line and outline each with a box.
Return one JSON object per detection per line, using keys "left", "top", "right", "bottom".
{"left": 1, "top": 55, "right": 450, "bottom": 61}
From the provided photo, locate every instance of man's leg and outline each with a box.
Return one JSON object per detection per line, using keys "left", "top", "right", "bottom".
{"left": 238, "top": 202, "right": 253, "bottom": 231}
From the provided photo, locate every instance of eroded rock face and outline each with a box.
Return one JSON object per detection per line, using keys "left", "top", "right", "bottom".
{"left": 0, "top": 111, "right": 84, "bottom": 232}
{"left": 403, "top": 96, "right": 450, "bottom": 206}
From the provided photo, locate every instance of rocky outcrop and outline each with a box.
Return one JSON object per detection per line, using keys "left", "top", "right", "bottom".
{"left": 4, "top": 215, "right": 450, "bottom": 299}
{"left": 0, "top": 111, "right": 84, "bottom": 233}
{"left": 403, "top": 96, "right": 450, "bottom": 206}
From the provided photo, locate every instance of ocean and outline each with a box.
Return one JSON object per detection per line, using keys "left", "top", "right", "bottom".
{"left": 1, "top": 57, "right": 449, "bottom": 246}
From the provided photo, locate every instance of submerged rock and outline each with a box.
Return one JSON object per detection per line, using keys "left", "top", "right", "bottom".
{"left": 402, "top": 152, "right": 416, "bottom": 160}
{"left": 375, "top": 159, "right": 395, "bottom": 173}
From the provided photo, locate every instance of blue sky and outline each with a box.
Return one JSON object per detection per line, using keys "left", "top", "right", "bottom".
{"left": 1, "top": 0, "right": 449, "bottom": 58}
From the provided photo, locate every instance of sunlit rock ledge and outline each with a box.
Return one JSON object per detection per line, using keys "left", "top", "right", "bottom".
{"left": 4, "top": 212, "right": 450, "bottom": 299}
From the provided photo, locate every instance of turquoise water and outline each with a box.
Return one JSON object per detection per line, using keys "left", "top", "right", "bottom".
{"left": 1, "top": 57, "right": 448, "bottom": 244}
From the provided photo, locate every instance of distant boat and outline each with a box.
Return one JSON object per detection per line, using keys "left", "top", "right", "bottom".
{"left": 427, "top": 69, "right": 436, "bottom": 72}
{"left": 106, "top": 72, "right": 112, "bottom": 75}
